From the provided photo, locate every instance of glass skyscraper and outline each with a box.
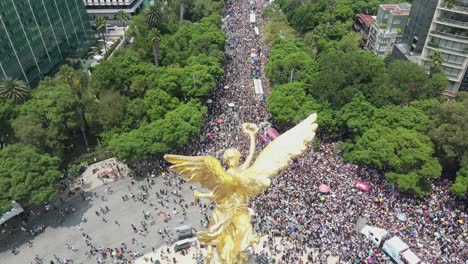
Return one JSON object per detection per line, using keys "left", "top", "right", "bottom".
{"left": 0, "top": 0, "right": 94, "bottom": 86}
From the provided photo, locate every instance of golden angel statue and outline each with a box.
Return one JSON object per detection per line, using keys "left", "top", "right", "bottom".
{"left": 164, "top": 113, "right": 318, "bottom": 264}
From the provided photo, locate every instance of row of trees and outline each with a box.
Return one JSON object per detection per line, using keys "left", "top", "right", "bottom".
{"left": 0, "top": 0, "right": 225, "bottom": 213}
{"left": 263, "top": 1, "right": 466, "bottom": 196}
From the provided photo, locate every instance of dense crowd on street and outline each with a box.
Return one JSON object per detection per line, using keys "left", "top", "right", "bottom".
{"left": 166, "top": 0, "right": 468, "bottom": 263}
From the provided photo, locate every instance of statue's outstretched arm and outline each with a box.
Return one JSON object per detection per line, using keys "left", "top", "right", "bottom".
{"left": 241, "top": 123, "right": 258, "bottom": 170}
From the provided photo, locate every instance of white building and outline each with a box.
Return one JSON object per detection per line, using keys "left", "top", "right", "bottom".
{"left": 367, "top": 3, "right": 412, "bottom": 57}
{"left": 419, "top": 0, "right": 468, "bottom": 94}
{"left": 83, "top": 0, "right": 145, "bottom": 20}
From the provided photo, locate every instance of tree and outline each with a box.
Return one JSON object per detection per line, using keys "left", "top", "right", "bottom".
{"left": 0, "top": 77, "right": 30, "bottom": 104}
{"left": 149, "top": 28, "right": 162, "bottom": 66}
{"left": 452, "top": 165, "right": 468, "bottom": 197}
{"left": 116, "top": 10, "right": 129, "bottom": 44}
{"left": 327, "top": 0, "right": 336, "bottom": 26}
{"left": 372, "top": 105, "right": 429, "bottom": 133}
{"left": 262, "top": 10, "right": 296, "bottom": 47}
{"left": 108, "top": 102, "right": 206, "bottom": 162}
{"left": 343, "top": 126, "right": 441, "bottom": 195}
{"left": 179, "top": 0, "right": 188, "bottom": 22}
{"left": 95, "top": 16, "right": 107, "bottom": 53}
{"left": 265, "top": 39, "right": 317, "bottom": 87}
{"left": 310, "top": 50, "right": 385, "bottom": 108}
{"left": 0, "top": 99, "right": 15, "bottom": 148}
{"left": 12, "top": 82, "right": 79, "bottom": 156}
{"left": 427, "top": 51, "right": 443, "bottom": 77}
{"left": 429, "top": 93, "right": 468, "bottom": 167}
{"left": 0, "top": 144, "right": 62, "bottom": 214}
{"left": 58, "top": 65, "right": 91, "bottom": 150}
{"left": 268, "top": 82, "right": 315, "bottom": 126}
{"left": 303, "top": 29, "right": 321, "bottom": 59}
{"left": 159, "top": 16, "right": 225, "bottom": 66}
{"left": 291, "top": 3, "right": 326, "bottom": 34}
{"left": 144, "top": 89, "right": 180, "bottom": 121}
{"left": 146, "top": 2, "right": 163, "bottom": 28}
{"left": 428, "top": 71, "right": 448, "bottom": 93}
{"left": 387, "top": 61, "right": 429, "bottom": 99}
{"left": 338, "top": 92, "right": 376, "bottom": 136}
{"left": 88, "top": 90, "right": 129, "bottom": 132}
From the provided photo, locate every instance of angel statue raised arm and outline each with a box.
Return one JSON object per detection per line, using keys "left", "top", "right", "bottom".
{"left": 164, "top": 113, "right": 318, "bottom": 264}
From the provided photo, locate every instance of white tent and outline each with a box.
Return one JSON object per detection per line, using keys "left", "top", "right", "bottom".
{"left": 250, "top": 13, "right": 256, "bottom": 24}
{"left": 402, "top": 250, "right": 421, "bottom": 264}
{"left": 253, "top": 78, "right": 263, "bottom": 95}
{"left": 254, "top": 27, "right": 260, "bottom": 36}
{"left": 0, "top": 201, "right": 24, "bottom": 225}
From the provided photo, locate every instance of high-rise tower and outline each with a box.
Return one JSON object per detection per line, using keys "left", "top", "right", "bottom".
{"left": 0, "top": 0, "right": 93, "bottom": 86}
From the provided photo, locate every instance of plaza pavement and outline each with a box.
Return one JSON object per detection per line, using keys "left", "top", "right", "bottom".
{"left": 0, "top": 158, "right": 339, "bottom": 264}
{"left": 0, "top": 168, "right": 206, "bottom": 264}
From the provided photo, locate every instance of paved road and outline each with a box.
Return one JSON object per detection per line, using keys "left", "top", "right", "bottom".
{"left": 0, "top": 175, "right": 206, "bottom": 264}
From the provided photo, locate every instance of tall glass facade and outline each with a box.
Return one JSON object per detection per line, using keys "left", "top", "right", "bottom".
{"left": 0, "top": 0, "right": 94, "bottom": 86}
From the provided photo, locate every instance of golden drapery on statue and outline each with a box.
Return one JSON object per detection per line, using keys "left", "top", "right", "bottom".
{"left": 164, "top": 113, "right": 318, "bottom": 264}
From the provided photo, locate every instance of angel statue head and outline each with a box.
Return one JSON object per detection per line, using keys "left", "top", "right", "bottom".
{"left": 223, "top": 148, "right": 240, "bottom": 168}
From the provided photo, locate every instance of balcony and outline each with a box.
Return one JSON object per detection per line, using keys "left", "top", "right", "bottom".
{"left": 430, "top": 29, "right": 468, "bottom": 41}
{"left": 427, "top": 41, "right": 468, "bottom": 55}
{"left": 439, "top": 2, "right": 468, "bottom": 14}
{"left": 436, "top": 17, "right": 468, "bottom": 29}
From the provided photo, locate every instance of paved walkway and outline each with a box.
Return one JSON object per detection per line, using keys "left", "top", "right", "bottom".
{"left": 0, "top": 174, "right": 206, "bottom": 264}
{"left": 135, "top": 235, "right": 324, "bottom": 264}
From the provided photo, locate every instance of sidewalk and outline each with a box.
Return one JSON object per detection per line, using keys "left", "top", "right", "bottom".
{"left": 135, "top": 235, "right": 323, "bottom": 264}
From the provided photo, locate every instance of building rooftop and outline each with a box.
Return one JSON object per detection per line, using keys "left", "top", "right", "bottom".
{"left": 381, "top": 3, "right": 411, "bottom": 16}
{"left": 356, "top": 13, "right": 374, "bottom": 28}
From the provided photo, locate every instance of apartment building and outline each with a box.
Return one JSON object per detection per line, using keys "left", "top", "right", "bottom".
{"left": 366, "top": 3, "right": 412, "bottom": 57}
{"left": 420, "top": 0, "right": 468, "bottom": 94}
{"left": 393, "top": 0, "right": 468, "bottom": 94}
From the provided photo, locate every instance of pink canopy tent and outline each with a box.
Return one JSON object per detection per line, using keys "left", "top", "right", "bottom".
{"left": 266, "top": 127, "right": 280, "bottom": 140}
{"left": 319, "top": 184, "right": 330, "bottom": 193}
{"left": 353, "top": 179, "right": 371, "bottom": 192}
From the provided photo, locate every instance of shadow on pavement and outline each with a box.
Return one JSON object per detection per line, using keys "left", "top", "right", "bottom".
{"left": 0, "top": 190, "right": 94, "bottom": 254}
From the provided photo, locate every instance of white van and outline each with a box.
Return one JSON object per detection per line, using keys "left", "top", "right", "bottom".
{"left": 359, "top": 225, "right": 389, "bottom": 246}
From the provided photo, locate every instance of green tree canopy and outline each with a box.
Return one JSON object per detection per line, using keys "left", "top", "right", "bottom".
{"left": 160, "top": 15, "right": 225, "bottom": 66}
{"left": 452, "top": 165, "right": 468, "bottom": 197}
{"left": 12, "top": 82, "right": 80, "bottom": 156}
{"left": 0, "top": 144, "right": 62, "bottom": 214}
{"left": 0, "top": 77, "right": 30, "bottom": 104}
{"left": 310, "top": 50, "right": 385, "bottom": 108}
{"left": 144, "top": 89, "right": 180, "bottom": 121}
{"left": 429, "top": 92, "right": 468, "bottom": 166}
{"left": 343, "top": 126, "right": 441, "bottom": 195}
{"left": 108, "top": 102, "right": 206, "bottom": 162}
{"left": 88, "top": 90, "right": 129, "bottom": 133}
{"left": 0, "top": 99, "right": 16, "bottom": 148}
{"left": 265, "top": 38, "right": 317, "bottom": 87}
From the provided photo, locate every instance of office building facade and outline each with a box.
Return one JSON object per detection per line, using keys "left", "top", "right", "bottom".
{"left": 366, "top": 3, "right": 412, "bottom": 57}
{"left": 393, "top": 0, "right": 468, "bottom": 95}
{"left": 83, "top": 0, "right": 145, "bottom": 20}
{"left": 0, "top": 0, "right": 93, "bottom": 86}
{"left": 393, "top": 0, "right": 439, "bottom": 59}
{"left": 420, "top": 0, "right": 468, "bottom": 94}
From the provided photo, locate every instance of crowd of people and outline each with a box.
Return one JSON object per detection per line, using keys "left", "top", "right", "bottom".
{"left": 165, "top": 0, "right": 468, "bottom": 263}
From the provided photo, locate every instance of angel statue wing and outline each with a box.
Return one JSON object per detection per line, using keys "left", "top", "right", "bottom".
{"left": 163, "top": 155, "right": 235, "bottom": 196}
{"left": 242, "top": 113, "right": 318, "bottom": 179}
